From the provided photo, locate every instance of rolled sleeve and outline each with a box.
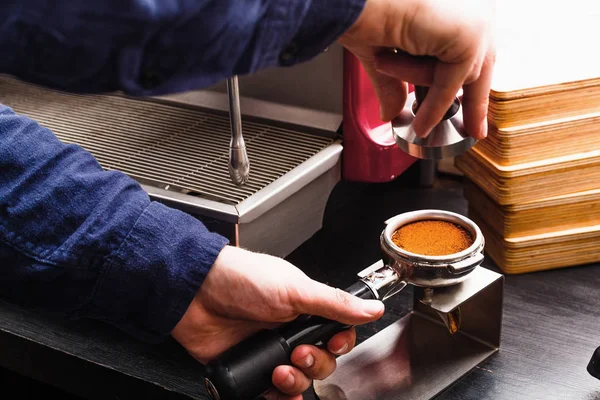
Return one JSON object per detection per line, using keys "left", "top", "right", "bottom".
{"left": 0, "top": 104, "right": 229, "bottom": 343}
{"left": 88, "top": 202, "right": 229, "bottom": 343}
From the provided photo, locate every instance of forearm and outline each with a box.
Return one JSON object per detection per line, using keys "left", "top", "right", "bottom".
{"left": 0, "top": 105, "right": 228, "bottom": 342}
{"left": 0, "top": 0, "right": 365, "bottom": 96}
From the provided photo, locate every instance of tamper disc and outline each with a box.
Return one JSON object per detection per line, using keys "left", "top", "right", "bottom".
{"left": 392, "top": 92, "right": 477, "bottom": 160}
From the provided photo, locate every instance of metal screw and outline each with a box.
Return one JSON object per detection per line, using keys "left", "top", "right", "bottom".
{"left": 422, "top": 288, "right": 434, "bottom": 305}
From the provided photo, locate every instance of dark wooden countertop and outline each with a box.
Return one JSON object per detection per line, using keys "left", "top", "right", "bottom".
{"left": 2, "top": 170, "right": 599, "bottom": 399}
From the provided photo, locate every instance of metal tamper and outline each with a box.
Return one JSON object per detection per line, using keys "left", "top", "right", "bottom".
{"left": 392, "top": 85, "right": 477, "bottom": 160}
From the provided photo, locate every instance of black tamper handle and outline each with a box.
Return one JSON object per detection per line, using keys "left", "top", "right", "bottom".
{"left": 587, "top": 346, "right": 600, "bottom": 379}
{"left": 203, "top": 280, "right": 376, "bottom": 400}
{"left": 413, "top": 85, "right": 460, "bottom": 120}
{"left": 414, "top": 85, "right": 430, "bottom": 106}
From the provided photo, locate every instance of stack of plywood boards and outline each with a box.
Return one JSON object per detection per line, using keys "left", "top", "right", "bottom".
{"left": 455, "top": 1, "right": 600, "bottom": 273}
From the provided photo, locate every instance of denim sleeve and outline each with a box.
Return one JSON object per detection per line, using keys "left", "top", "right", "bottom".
{"left": 0, "top": 0, "right": 365, "bottom": 96}
{"left": 0, "top": 105, "right": 229, "bottom": 342}
{"left": 0, "top": 0, "right": 365, "bottom": 343}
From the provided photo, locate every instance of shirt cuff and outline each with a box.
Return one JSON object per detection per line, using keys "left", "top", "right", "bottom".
{"left": 87, "top": 201, "right": 229, "bottom": 343}
{"left": 246, "top": 0, "right": 366, "bottom": 71}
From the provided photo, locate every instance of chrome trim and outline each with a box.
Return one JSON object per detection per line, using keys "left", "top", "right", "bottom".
{"left": 357, "top": 261, "right": 385, "bottom": 278}
{"left": 359, "top": 264, "right": 407, "bottom": 302}
{"left": 142, "top": 184, "right": 239, "bottom": 223}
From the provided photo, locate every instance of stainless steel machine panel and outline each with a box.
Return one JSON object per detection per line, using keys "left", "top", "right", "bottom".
{"left": 0, "top": 75, "right": 342, "bottom": 257}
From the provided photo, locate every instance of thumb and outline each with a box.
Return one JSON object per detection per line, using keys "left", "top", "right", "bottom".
{"left": 360, "top": 60, "right": 408, "bottom": 122}
{"left": 291, "top": 281, "right": 385, "bottom": 326}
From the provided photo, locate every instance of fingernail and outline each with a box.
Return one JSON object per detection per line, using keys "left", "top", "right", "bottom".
{"left": 333, "top": 343, "right": 349, "bottom": 355}
{"left": 300, "top": 354, "right": 314, "bottom": 368}
{"left": 480, "top": 119, "right": 488, "bottom": 138}
{"left": 283, "top": 372, "right": 295, "bottom": 389}
{"left": 363, "top": 300, "right": 384, "bottom": 317}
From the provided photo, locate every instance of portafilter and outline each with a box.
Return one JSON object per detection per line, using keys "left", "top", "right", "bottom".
{"left": 204, "top": 209, "right": 485, "bottom": 400}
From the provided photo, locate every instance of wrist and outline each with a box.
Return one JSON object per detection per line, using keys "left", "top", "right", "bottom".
{"left": 171, "top": 245, "right": 233, "bottom": 337}
{"left": 338, "top": 0, "right": 411, "bottom": 49}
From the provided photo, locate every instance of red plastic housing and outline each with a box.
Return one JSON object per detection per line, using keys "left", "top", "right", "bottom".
{"left": 341, "top": 50, "right": 416, "bottom": 182}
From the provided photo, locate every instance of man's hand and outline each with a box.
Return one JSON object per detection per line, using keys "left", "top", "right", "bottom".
{"left": 338, "top": 0, "right": 495, "bottom": 139}
{"left": 171, "top": 245, "right": 384, "bottom": 400}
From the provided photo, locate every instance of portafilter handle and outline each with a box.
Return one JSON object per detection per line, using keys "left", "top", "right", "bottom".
{"left": 588, "top": 346, "right": 600, "bottom": 380}
{"left": 226, "top": 76, "right": 250, "bottom": 186}
{"left": 203, "top": 264, "right": 404, "bottom": 400}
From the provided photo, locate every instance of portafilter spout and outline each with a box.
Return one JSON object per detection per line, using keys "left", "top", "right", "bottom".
{"left": 226, "top": 76, "right": 250, "bottom": 186}
{"left": 203, "top": 210, "right": 485, "bottom": 400}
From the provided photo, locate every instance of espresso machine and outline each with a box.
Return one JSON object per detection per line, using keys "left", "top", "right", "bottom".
{"left": 0, "top": 45, "right": 504, "bottom": 400}
{"left": 200, "top": 50, "right": 503, "bottom": 400}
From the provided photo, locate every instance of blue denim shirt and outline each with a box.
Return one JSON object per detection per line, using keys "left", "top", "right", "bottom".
{"left": 0, "top": 0, "right": 365, "bottom": 342}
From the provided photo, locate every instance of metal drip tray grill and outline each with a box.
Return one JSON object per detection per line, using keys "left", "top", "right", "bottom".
{"left": 0, "top": 75, "right": 344, "bottom": 257}
{"left": 0, "top": 76, "right": 335, "bottom": 205}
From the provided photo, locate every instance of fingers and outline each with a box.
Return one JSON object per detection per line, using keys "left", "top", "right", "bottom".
{"left": 271, "top": 365, "right": 312, "bottom": 397}
{"left": 461, "top": 48, "right": 496, "bottom": 140}
{"left": 172, "top": 301, "right": 275, "bottom": 364}
{"left": 374, "top": 47, "right": 493, "bottom": 139}
{"left": 291, "top": 345, "right": 337, "bottom": 380}
{"left": 289, "top": 329, "right": 356, "bottom": 379}
{"left": 374, "top": 51, "right": 436, "bottom": 86}
{"left": 326, "top": 327, "right": 357, "bottom": 356}
{"left": 291, "top": 281, "right": 385, "bottom": 326}
{"left": 362, "top": 64, "right": 408, "bottom": 122}
{"left": 411, "top": 60, "right": 470, "bottom": 137}
{"left": 269, "top": 329, "right": 357, "bottom": 398}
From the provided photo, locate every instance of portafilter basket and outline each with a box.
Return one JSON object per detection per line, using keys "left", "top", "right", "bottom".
{"left": 381, "top": 209, "right": 485, "bottom": 288}
{"left": 204, "top": 210, "right": 486, "bottom": 400}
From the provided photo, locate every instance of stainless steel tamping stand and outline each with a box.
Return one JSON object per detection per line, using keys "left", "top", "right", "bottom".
{"left": 226, "top": 76, "right": 250, "bottom": 186}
